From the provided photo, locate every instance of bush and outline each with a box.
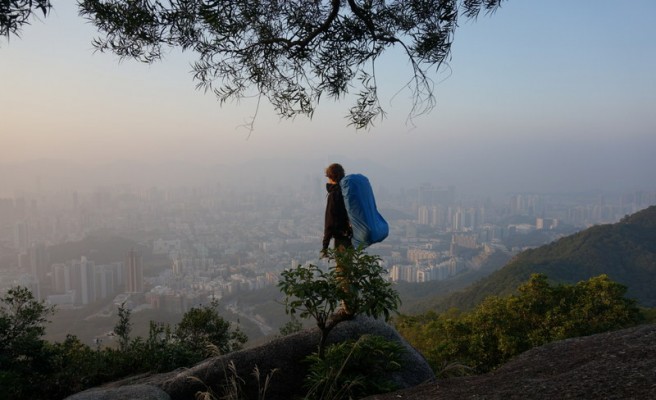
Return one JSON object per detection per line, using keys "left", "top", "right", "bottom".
{"left": 0, "top": 287, "right": 247, "bottom": 400}
{"left": 396, "top": 274, "right": 644, "bottom": 373}
{"left": 304, "top": 335, "right": 405, "bottom": 400}
{"left": 279, "top": 247, "right": 400, "bottom": 357}
{"left": 0, "top": 286, "right": 55, "bottom": 400}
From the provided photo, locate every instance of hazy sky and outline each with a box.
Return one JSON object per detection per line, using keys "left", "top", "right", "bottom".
{"left": 1, "top": 1, "right": 655, "bottom": 195}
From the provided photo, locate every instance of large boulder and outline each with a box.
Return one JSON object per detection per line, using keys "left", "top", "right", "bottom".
{"left": 62, "top": 385, "right": 169, "bottom": 400}
{"left": 66, "top": 316, "right": 434, "bottom": 400}
{"left": 364, "top": 323, "right": 656, "bottom": 399}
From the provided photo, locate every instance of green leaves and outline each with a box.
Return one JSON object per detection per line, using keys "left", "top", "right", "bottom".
{"left": 176, "top": 299, "right": 247, "bottom": 357}
{"left": 279, "top": 247, "right": 400, "bottom": 324}
{"left": 279, "top": 263, "right": 340, "bottom": 326}
{"left": 76, "top": 0, "right": 505, "bottom": 129}
{"left": 279, "top": 246, "right": 401, "bottom": 357}
{"left": 0, "top": 287, "right": 248, "bottom": 399}
{"left": 334, "top": 246, "right": 401, "bottom": 321}
{"left": 0, "top": 0, "right": 52, "bottom": 39}
{"left": 0, "top": 286, "right": 55, "bottom": 399}
{"left": 0, "top": 286, "right": 54, "bottom": 364}
{"left": 304, "top": 335, "right": 405, "bottom": 400}
{"left": 396, "top": 274, "right": 644, "bottom": 374}
{"left": 113, "top": 302, "right": 132, "bottom": 351}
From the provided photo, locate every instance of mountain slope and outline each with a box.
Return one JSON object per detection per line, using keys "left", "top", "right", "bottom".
{"left": 433, "top": 206, "right": 656, "bottom": 311}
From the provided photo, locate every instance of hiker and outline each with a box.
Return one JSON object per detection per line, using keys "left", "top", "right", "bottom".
{"left": 322, "top": 163, "right": 354, "bottom": 315}
{"left": 322, "top": 163, "right": 353, "bottom": 256}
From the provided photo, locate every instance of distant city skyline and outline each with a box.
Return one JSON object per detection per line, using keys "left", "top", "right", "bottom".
{"left": 1, "top": 156, "right": 653, "bottom": 343}
{"left": 1, "top": 1, "right": 655, "bottom": 196}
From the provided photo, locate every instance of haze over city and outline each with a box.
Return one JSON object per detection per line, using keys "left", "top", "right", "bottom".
{"left": 0, "top": 5, "right": 656, "bottom": 390}
{"left": 1, "top": 0, "right": 655, "bottom": 198}
{"left": 3, "top": 3, "right": 656, "bottom": 399}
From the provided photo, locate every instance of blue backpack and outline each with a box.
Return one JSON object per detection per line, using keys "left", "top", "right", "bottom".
{"left": 340, "top": 174, "right": 389, "bottom": 248}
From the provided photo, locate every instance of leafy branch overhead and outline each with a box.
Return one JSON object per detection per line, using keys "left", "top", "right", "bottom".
{"left": 0, "top": 0, "right": 52, "bottom": 38}
{"left": 75, "top": 0, "right": 504, "bottom": 129}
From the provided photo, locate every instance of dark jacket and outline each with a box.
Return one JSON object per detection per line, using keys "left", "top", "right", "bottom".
{"left": 323, "top": 183, "right": 352, "bottom": 250}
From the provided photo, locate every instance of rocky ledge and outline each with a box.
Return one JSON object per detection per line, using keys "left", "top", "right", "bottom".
{"left": 65, "top": 316, "right": 434, "bottom": 400}
{"left": 365, "top": 323, "right": 656, "bottom": 400}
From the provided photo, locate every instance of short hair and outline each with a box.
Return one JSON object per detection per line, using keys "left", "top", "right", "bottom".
{"left": 325, "top": 163, "right": 345, "bottom": 182}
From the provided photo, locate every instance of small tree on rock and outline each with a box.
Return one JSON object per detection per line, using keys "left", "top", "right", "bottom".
{"left": 279, "top": 247, "right": 400, "bottom": 357}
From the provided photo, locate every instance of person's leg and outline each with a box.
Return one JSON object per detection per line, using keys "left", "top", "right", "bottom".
{"left": 334, "top": 237, "right": 353, "bottom": 314}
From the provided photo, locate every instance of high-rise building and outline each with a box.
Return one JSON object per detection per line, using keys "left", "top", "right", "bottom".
{"left": 69, "top": 260, "right": 81, "bottom": 304}
{"left": 431, "top": 205, "right": 444, "bottom": 228}
{"left": 172, "top": 258, "right": 182, "bottom": 275}
{"left": 14, "top": 221, "right": 29, "bottom": 251}
{"left": 125, "top": 249, "right": 143, "bottom": 293}
{"left": 79, "top": 256, "right": 95, "bottom": 305}
{"left": 452, "top": 208, "right": 463, "bottom": 232}
{"left": 389, "top": 264, "right": 418, "bottom": 283}
{"left": 29, "top": 243, "right": 49, "bottom": 286}
{"left": 95, "top": 265, "right": 116, "bottom": 300}
{"left": 51, "top": 263, "right": 71, "bottom": 293}
{"left": 417, "top": 206, "right": 430, "bottom": 225}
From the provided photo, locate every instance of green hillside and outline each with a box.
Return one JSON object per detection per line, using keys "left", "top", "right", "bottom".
{"left": 431, "top": 206, "right": 656, "bottom": 311}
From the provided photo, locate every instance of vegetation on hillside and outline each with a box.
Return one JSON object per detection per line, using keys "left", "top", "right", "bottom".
{"left": 2, "top": 269, "right": 652, "bottom": 399}
{"left": 0, "top": 289, "right": 246, "bottom": 400}
{"left": 432, "top": 206, "right": 656, "bottom": 312}
{"left": 396, "top": 274, "right": 645, "bottom": 374}
{"left": 2, "top": 246, "right": 404, "bottom": 400}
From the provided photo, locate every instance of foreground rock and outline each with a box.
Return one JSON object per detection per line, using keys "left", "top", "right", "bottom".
{"left": 365, "top": 323, "right": 656, "bottom": 400}
{"left": 66, "top": 316, "right": 434, "bottom": 400}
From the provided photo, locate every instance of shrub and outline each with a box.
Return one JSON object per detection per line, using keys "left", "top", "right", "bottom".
{"left": 279, "top": 247, "right": 400, "bottom": 357}
{"left": 396, "top": 274, "right": 644, "bottom": 373}
{"left": 304, "top": 335, "right": 405, "bottom": 400}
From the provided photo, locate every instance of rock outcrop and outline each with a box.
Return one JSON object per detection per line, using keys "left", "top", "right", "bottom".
{"left": 65, "top": 316, "right": 434, "bottom": 400}
{"left": 365, "top": 323, "right": 656, "bottom": 399}
{"left": 65, "top": 319, "right": 656, "bottom": 400}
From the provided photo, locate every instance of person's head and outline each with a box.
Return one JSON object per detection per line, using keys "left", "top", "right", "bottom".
{"left": 325, "top": 163, "right": 345, "bottom": 183}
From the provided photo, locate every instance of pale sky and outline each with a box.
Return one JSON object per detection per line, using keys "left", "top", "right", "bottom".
{"left": 1, "top": 1, "right": 655, "bottom": 195}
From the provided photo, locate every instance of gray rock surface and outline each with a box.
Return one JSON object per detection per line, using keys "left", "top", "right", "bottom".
{"left": 65, "top": 384, "right": 170, "bottom": 400}
{"left": 65, "top": 316, "right": 434, "bottom": 400}
{"left": 364, "top": 323, "right": 656, "bottom": 400}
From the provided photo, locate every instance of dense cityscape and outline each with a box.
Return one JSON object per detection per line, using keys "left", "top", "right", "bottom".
{"left": 2, "top": 178, "right": 654, "bottom": 341}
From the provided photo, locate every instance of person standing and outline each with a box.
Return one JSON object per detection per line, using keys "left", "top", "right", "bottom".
{"left": 322, "top": 163, "right": 353, "bottom": 255}
{"left": 322, "top": 163, "right": 354, "bottom": 316}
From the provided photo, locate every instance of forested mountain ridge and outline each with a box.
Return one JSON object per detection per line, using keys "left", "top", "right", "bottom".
{"left": 431, "top": 205, "right": 656, "bottom": 311}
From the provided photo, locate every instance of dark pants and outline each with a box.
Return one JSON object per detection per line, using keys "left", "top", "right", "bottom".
{"left": 334, "top": 235, "right": 353, "bottom": 313}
